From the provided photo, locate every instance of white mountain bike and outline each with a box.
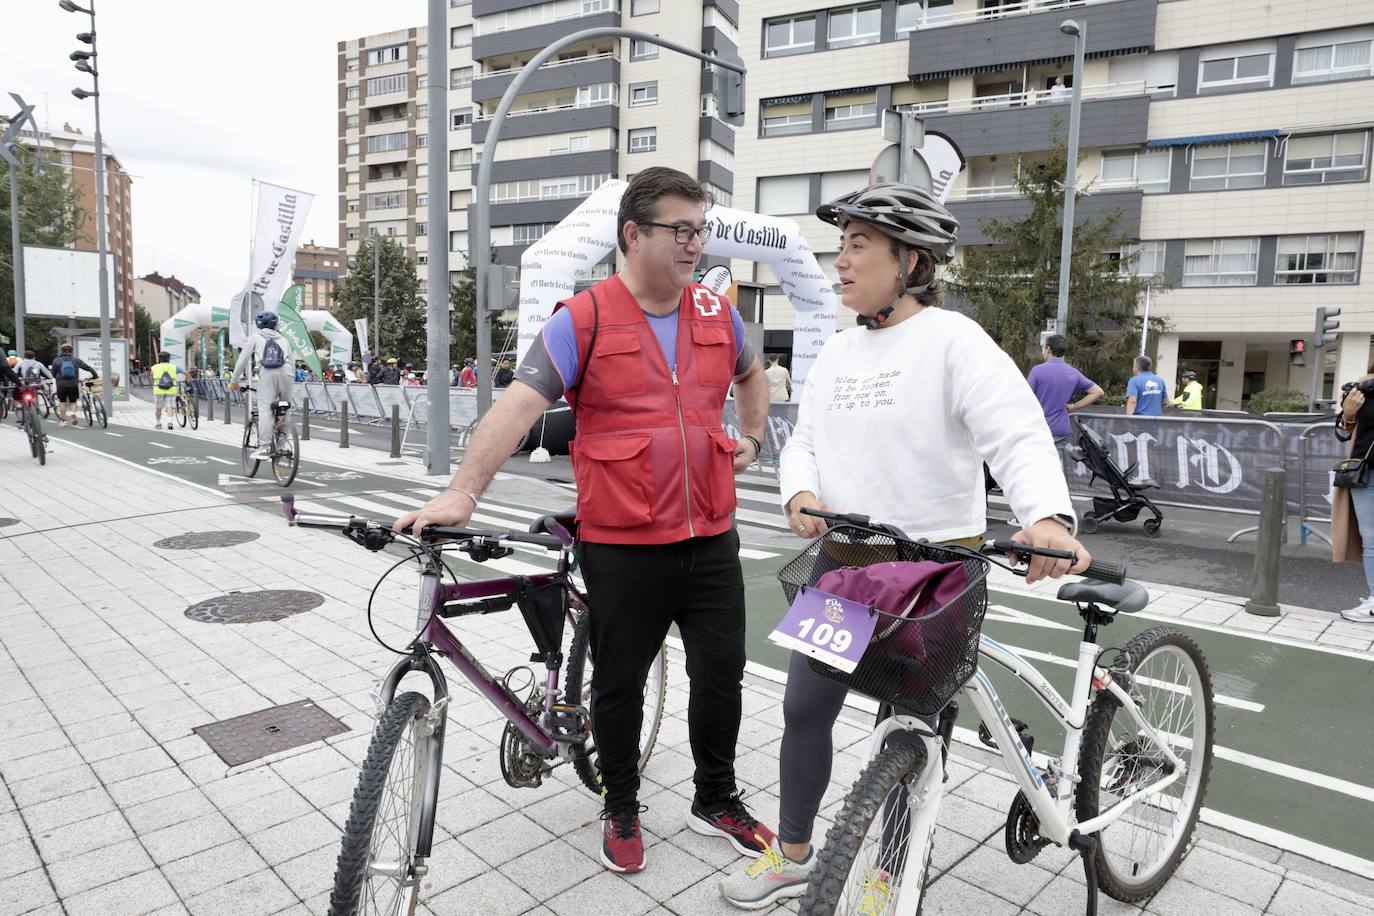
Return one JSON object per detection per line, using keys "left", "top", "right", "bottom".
{"left": 782, "top": 509, "right": 1214, "bottom": 916}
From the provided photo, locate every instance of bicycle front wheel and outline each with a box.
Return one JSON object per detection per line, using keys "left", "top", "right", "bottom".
{"left": 271, "top": 422, "right": 299, "bottom": 486}
{"left": 1076, "top": 626, "right": 1215, "bottom": 902}
{"left": 565, "top": 609, "right": 666, "bottom": 796}
{"left": 175, "top": 399, "right": 188, "bottom": 428}
{"left": 187, "top": 397, "right": 198, "bottom": 430}
{"left": 94, "top": 397, "right": 108, "bottom": 429}
{"left": 329, "top": 692, "right": 436, "bottom": 916}
{"left": 240, "top": 418, "right": 260, "bottom": 477}
{"left": 82, "top": 395, "right": 93, "bottom": 427}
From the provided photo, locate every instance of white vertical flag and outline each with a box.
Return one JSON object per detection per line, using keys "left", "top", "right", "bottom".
{"left": 234, "top": 180, "right": 314, "bottom": 347}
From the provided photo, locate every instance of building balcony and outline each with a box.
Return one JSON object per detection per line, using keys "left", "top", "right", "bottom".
{"left": 486, "top": 149, "right": 617, "bottom": 183}
{"left": 908, "top": 0, "right": 1157, "bottom": 84}
{"left": 922, "top": 92, "right": 1149, "bottom": 159}
{"left": 472, "top": 53, "right": 618, "bottom": 104}
{"left": 948, "top": 186, "right": 1143, "bottom": 246}
{"left": 471, "top": 99, "right": 618, "bottom": 143}
{"left": 472, "top": 11, "right": 620, "bottom": 60}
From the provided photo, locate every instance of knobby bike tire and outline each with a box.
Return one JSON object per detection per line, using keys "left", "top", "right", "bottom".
{"left": 328, "top": 691, "right": 434, "bottom": 916}
{"left": 800, "top": 742, "right": 929, "bottom": 916}
{"left": 1075, "top": 626, "right": 1215, "bottom": 902}
{"left": 240, "top": 415, "right": 260, "bottom": 477}
{"left": 564, "top": 610, "right": 666, "bottom": 796}
{"left": 94, "top": 398, "right": 108, "bottom": 429}
{"left": 188, "top": 397, "right": 198, "bottom": 430}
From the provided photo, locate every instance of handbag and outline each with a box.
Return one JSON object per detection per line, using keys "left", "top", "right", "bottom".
{"left": 1333, "top": 439, "right": 1374, "bottom": 489}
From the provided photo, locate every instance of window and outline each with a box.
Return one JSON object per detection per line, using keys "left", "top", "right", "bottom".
{"left": 367, "top": 132, "right": 409, "bottom": 153}
{"left": 417, "top": 104, "right": 428, "bottom": 119}
{"left": 706, "top": 183, "right": 732, "bottom": 208}
{"left": 417, "top": 134, "right": 429, "bottom": 147}
{"left": 418, "top": 44, "right": 427, "bottom": 59}
{"left": 1199, "top": 51, "right": 1273, "bottom": 90}
{"left": 1100, "top": 148, "right": 1171, "bottom": 193}
{"left": 699, "top": 139, "right": 734, "bottom": 169}
{"left": 347, "top": 171, "right": 359, "bottom": 185}
{"left": 369, "top": 192, "right": 404, "bottom": 210}
{"left": 765, "top": 16, "right": 815, "bottom": 57}
{"left": 1284, "top": 131, "right": 1369, "bottom": 185}
{"left": 366, "top": 74, "right": 408, "bottom": 96}
{"left": 632, "top": 0, "right": 659, "bottom": 13}
{"left": 417, "top": 254, "right": 428, "bottom": 265}
{"left": 568, "top": 134, "right": 590, "bottom": 153}
{"left": 1117, "top": 241, "right": 1167, "bottom": 278}
{"left": 347, "top": 199, "right": 360, "bottom": 212}
{"left": 60, "top": 151, "right": 74, "bottom": 167}
{"left": 417, "top": 193, "right": 428, "bottom": 207}
{"left": 346, "top": 114, "right": 359, "bottom": 129}
{"left": 346, "top": 142, "right": 361, "bottom": 156}
{"left": 451, "top": 108, "right": 472, "bottom": 129}
{"left": 630, "top": 39, "right": 657, "bottom": 60}
{"left": 1183, "top": 238, "right": 1260, "bottom": 287}
{"left": 417, "top": 222, "right": 427, "bottom": 235}
{"left": 450, "top": 231, "right": 468, "bottom": 254}
{"left": 576, "top": 84, "right": 615, "bottom": 107}
{"left": 450, "top": 67, "right": 473, "bottom": 90}
{"left": 1294, "top": 35, "right": 1373, "bottom": 84}
{"left": 1189, "top": 142, "right": 1266, "bottom": 190}
{"left": 451, "top": 148, "right": 473, "bottom": 170}
{"left": 629, "top": 82, "right": 658, "bottom": 107}
{"left": 451, "top": 25, "right": 472, "bottom": 48}
{"left": 346, "top": 57, "right": 359, "bottom": 72}
{"left": 898, "top": 0, "right": 953, "bottom": 32}
{"left": 418, "top": 73, "right": 428, "bottom": 90}
{"left": 367, "top": 45, "right": 405, "bottom": 65}
{"left": 450, "top": 189, "right": 472, "bottom": 211}
{"left": 513, "top": 223, "right": 557, "bottom": 244}
{"left": 489, "top": 174, "right": 611, "bottom": 204}
{"left": 347, "top": 228, "right": 360, "bottom": 241}
{"left": 347, "top": 86, "right": 360, "bottom": 100}
{"left": 628, "top": 127, "right": 656, "bottom": 153}
{"left": 820, "top": 170, "right": 868, "bottom": 201}
{"left": 757, "top": 175, "right": 810, "bottom": 215}
{"left": 824, "top": 101, "right": 877, "bottom": 130}
{"left": 1276, "top": 233, "right": 1360, "bottom": 284}
{"left": 828, "top": 5, "right": 881, "bottom": 50}
{"left": 701, "top": 93, "right": 719, "bottom": 119}
{"left": 762, "top": 112, "right": 812, "bottom": 137}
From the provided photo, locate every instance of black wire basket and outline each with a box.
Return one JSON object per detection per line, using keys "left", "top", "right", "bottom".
{"left": 777, "top": 526, "right": 989, "bottom": 715}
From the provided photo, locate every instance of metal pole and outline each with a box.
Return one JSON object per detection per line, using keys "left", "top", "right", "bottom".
{"left": 89, "top": 2, "right": 113, "bottom": 418}
{"left": 1244, "top": 467, "right": 1285, "bottom": 617}
{"left": 1307, "top": 340, "right": 1323, "bottom": 413}
{"left": 471, "top": 27, "right": 745, "bottom": 418}
{"left": 1054, "top": 21, "right": 1086, "bottom": 338}
{"left": 3, "top": 94, "right": 35, "bottom": 354}
{"left": 1138, "top": 283, "right": 1151, "bottom": 358}
{"left": 425, "top": 0, "right": 451, "bottom": 476}
{"left": 372, "top": 230, "right": 380, "bottom": 358}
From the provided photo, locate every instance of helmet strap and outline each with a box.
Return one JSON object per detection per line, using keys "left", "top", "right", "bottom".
{"left": 857, "top": 242, "right": 909, "bottom": 330}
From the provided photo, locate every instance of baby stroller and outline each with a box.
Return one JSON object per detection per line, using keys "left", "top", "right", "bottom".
{"left": 1069, "top": 416, "right": 1164, "bottom": 538}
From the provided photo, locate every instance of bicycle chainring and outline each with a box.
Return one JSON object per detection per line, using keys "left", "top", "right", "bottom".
{"left": 499, "top": 692, "right": 553, "bottom": 789}
{"left": 1005, "top": 790, "right": 1050, "bottom": 864}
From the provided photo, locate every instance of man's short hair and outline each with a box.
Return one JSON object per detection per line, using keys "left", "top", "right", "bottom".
{"left": 24, "top": 350, "right": 35, "bottom": 359}
{"left": 617, "top": 167, "right": 711, "bottom": 254}
{"left": 767, "top": 353, "right": 781, "bottom": 365}
{"left": 1044, "top": 334, "right": 1067, "bottom": 358}
{"left": 1134, "top": 356, "right": 1153, "bottom": 372}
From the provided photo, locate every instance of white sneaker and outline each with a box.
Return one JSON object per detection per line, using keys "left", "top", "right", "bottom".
{"left": 719, "top": 839, "right": 814, "bottom": 910}
{"left": 253, "top": 447, "right": 272, "bottom": 460}
{"left": 1340, "top": 597, "right": 1374, "bottom": 623}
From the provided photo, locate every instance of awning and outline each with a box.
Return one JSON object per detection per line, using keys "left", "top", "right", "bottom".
{"left": 910, "top": 46, "right": 1149, "bottom": 83}
{"left": 1147, "top": 129, "right": 1280, "bottom": 148}
{"left": 761, "top": 93, "right": 813, "bottom": 107}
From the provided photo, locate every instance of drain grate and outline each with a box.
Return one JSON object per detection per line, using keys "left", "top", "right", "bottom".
{"left": 193, "top": 700, "right": 350, "bottom": 767}
{"left": 0, "top": 518, "right": 18, "bottom": 529}
{"left": 155, "top": 530, "right": 260, "bottom": 550}
{"left": 184, "top": 589, "right": 323, "bottom": 624}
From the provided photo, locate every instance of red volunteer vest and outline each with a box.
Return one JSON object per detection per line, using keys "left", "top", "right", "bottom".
{"left": 557, "top": 275, "right": 738, "bottom": 545}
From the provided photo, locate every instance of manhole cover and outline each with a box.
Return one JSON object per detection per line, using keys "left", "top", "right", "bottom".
{"left": 193, "top": 700, "right": 349, "bottom": 767}
{"left": 184, "top": 589, "right": 323, "bottom": 624}
{"left": 155, "top": 531, "right": 260, "bottom": 550}
{"left": 0, "top": 518, "right": 18, "bottom": 529}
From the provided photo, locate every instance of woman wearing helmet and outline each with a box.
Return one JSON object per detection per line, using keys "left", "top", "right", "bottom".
{"left": 720, "top": 184, "right": 1090, "bottom": 909}
{"left": 230, "top": 311, "right": 296, "bottom": 458}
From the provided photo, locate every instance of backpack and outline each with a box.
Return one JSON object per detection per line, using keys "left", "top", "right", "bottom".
{"left": 261, "top": 337, "right": 286, "bottom": 369}
{"left": 158, "top": 369, "right": 174, "bottom": 389}
{"left": 58, "top": 356, "right": 78, "bottom": 379}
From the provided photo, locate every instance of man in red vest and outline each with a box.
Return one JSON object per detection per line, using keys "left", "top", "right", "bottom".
{"left": 398, "top": 168, "right": 773, "bottom": 874}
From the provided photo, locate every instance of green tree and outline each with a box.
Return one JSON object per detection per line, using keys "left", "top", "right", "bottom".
{"left": 131, "top": 303, "right": 156, "bottom": 367}
{"left": 330, "top": 236, "right": 428, "bottom": 367}
{"left": 0, "top": 146, "right": 88, "bottom": 351}
{"left": 946, "top": 132, "right": 1171, "bottom": 393}
{"left": 448, "top": 261, "right": 514, "bottom": 370}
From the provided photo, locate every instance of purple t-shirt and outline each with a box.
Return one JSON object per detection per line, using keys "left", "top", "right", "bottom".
{"left": 1027, "top": 358, "right": 1094, "bottom": 438}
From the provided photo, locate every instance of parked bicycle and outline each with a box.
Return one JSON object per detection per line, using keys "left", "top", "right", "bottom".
{"left": 781, "top": 509, "right": 1213, "bottom": 916}
{"left": 279, "top": 496, "right": 666, "bottom": 916}
{"left": 14, "top": 383, "right": 48, "bottom": 465}
{"left": 240, "top": 385, "right": 299, "bottom": 486}
{"left": 79, "top": 380, "right": 108, "bottom": 429}
{"left": 172, "top": 382, "right": 198, "bottom": 430}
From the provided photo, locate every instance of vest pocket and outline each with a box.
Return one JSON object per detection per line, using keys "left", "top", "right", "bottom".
{"left": 591, "top": 332, "right": 646, "bottom": 397}
{"left": 705, "top": 428, "right": 738, "bottom": 519}
{"left": 574, "top": 434, "right": 654, "bottom": 528}
{"left": 691, "top": 324, "right": 734, "bottom": 388}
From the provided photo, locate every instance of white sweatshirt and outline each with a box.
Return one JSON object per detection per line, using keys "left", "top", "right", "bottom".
{"left": 231, "top": 328, "right": 294, "bottom": 380}
{"left": 778, "top": 307, "right": 1074, "bottom": 541}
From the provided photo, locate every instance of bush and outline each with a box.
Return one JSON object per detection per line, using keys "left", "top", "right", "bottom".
{"left": 1099, "top": 393, "right": 1128, "bottom": 407}
{"left": 1245, "top": 387, "right": 1310, "bottom": 415}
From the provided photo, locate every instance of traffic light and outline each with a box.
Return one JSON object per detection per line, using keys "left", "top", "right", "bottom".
{"left": 1316, "top": 306, "right": 1341, "bottom": 348}
{"left": 1290, "top": 338, "right": 1306, "bottom": 368}
{"left": 712, "top": 54, "right": 746, "bottom": 128}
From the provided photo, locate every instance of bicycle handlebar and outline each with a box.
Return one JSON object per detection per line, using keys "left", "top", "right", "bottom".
{"left": 280, "top": 495, "right": 566, "bottom": 551}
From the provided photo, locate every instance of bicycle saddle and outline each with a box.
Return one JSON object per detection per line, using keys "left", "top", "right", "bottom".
{"left": 1056, "top": 580, "right": 1148, "bottom": 614}
{"left": 530, "top": 507, "right": 578, "bottom": 544}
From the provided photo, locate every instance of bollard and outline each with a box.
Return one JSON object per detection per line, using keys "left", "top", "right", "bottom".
{"left": 223, "top": 394, "right": 232, "bottom": 425}
{"left": 390, "top": 404, "right": 402, "bottom": 458}
{"left": 206, "top": 395, "right": 214, "bottom": 423}
{"left": 1244, "top": 466, "right": 1285, "bottom": 617}
{"left": 301, "top": 405, "right": 310, "bottom": 441}
{"left": 340, "top": 402, "right": 349, "bottom": 448}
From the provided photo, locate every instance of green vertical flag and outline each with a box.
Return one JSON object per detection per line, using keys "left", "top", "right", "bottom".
{"left": 277, "top": 284, "right": 322, "bottom": 377}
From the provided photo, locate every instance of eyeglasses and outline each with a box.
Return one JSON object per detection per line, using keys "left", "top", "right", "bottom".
{"left": 642, "top": 222, "right": 712, "bottom": 245}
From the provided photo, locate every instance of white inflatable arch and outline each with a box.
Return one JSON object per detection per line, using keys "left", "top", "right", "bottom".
{"left": 515, "top": 180, "right": 838, "bottom": 397}
{"left": 158, "top": 302, "right": 354, "bottom": 368}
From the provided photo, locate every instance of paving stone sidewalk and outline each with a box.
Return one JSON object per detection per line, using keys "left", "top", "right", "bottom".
{"left": 3, "top": 420, "right": 1372, "bottom": 915}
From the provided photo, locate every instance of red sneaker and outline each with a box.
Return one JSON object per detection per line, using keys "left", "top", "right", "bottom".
{"left": 600, "top": 807, "right": 646, "bottom": 873}
{"left": 688, "top": 791, "right": 776, "bottom": 857}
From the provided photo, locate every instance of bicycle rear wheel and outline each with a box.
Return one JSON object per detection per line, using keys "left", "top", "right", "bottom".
{"left": 188, "top": 397, "right": 198, "bottom": 430}
{"left": 564, "top": 609, "right": 666, "bottom": 796}
{"left": 93, "top": 397, "right": 108, "bottom": 429}
{"left": 800, "top": 742, "right": 931, "bottom": 916}
{"left": 1076, "top": 626, "right": 1215, "bottom": 902}
{"left": 26, "top": 409, "right": 45, "bottom": 466}
{"left": 240, "top": 416, "right": 260, "bottom": 477}
{"left": 271, "top": 421, "right": 299, "bottom": 486}
{"left": 329, "top": 692, "right": 435, "bottom": 916}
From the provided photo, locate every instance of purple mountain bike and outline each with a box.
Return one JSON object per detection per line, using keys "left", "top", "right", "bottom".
{"left": 281, "top": 496, "right": 667, "bottom": 916}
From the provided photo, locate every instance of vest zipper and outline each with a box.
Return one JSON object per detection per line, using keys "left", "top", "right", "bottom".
{"left": 672, "top": 368, "right": 696, "bottom": 539}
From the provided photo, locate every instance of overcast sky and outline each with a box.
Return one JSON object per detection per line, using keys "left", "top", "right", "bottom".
{"left": 10, "top": 0, "right": 422, "bottom": 308}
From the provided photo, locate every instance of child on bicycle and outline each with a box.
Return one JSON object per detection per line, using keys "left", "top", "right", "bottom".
{"left": 720, "top": 182, "right": 1090, "bottom": 909}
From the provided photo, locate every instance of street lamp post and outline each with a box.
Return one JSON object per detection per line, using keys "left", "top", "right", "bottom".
{"left": 2, "top": 94, "right": 36, "bottom": 354}
{"left": 63, "top": 0, "right": 113, "bottom": 417}
{"left": 1054, "top": 19, "right": 1086, "bottom": 340}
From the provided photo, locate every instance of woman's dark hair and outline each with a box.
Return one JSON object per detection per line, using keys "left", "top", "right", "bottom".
{"left": 617, "top": 167, "right": 712, "bottom": 254}
{"left": 886, "top": 237, "right": 942, "bottom": 307}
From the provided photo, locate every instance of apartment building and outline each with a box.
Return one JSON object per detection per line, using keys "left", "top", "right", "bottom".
{"left": 733, "top": 0, "right": 1374, "bottom": 409}
{"left": 133, "top": 272, "right": 200, "bottom": 324}
{"left": 292, "top": 242, "right": 344, "bottom": 309}
{"left": 339, "top": 0, "right": 740, "bottom": 315}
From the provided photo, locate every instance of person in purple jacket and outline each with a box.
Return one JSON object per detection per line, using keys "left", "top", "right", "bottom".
{"left": 1027, "top": 334, "right": 1103, "bottom": 460}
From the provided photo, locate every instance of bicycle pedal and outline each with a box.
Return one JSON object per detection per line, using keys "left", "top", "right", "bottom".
{"left": 546, "top": 702, "right": 589, "bottom": 742}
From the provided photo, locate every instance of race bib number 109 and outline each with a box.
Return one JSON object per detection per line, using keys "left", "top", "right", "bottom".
{"left": 767, "top": 588, "right": 877, "bottom": 674}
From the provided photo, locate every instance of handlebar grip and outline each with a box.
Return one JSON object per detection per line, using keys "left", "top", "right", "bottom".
{"left": 1082, "top": 559, "right": 1127, "bottom": 586}
{"left": 990, "top": 539, "right": 1076, "bottom": 561}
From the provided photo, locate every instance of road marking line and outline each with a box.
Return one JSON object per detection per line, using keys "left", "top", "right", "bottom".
{"left": 53, "top": 438, "right": 230, "bottom": 500}
{"left": 1162, "top": 730, "right": 1374, "bottom": 805}
{"left": 986, "top": 604, "right": 1076, "bottom": 632}
{"left": 733, "top": 506, "right": 788, "bottom": 530}
{"left": 205, "top": 456, "right": 235, "bottom": 465}
{"left": 148, "top": 441, "right": 173, "bottom": 449}
{"left": 326, "top": 495, "right": 412, "bottom": 519}
{"left": 739, "top": 547, "right": 780, "bottom": 560}
{"left": 103, "top": 432, "right": 123, "bottom": 437}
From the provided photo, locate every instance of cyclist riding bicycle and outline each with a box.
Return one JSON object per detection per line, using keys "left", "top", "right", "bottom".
{"left": 8, "top": 351, "right": 50, "bottom": 425}
{"left": 230, "top": 311, "right": 296, "bottom": 459}
{"left": 148, "top": 351, "right": 184, "bottom": 430}
{"left": 720, "top": 182, "right": 1091, "bottom": 909}
{"left": 50, "top": 344, "right": 99, "bottom": 429}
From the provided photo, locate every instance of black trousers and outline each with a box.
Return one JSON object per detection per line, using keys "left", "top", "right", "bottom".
{"left": 577, "top": 528, "right": 747, "bottom": 811}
